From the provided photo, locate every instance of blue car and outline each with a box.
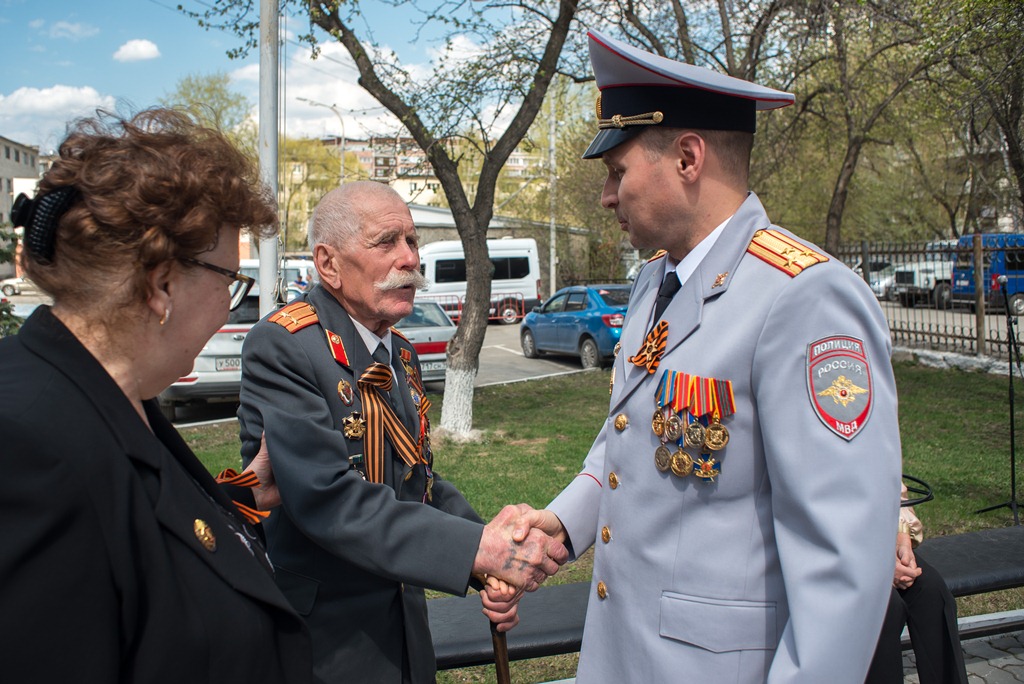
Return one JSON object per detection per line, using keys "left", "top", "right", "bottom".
{"left": 520, "top": 284, "right": 631, "bottom": 368}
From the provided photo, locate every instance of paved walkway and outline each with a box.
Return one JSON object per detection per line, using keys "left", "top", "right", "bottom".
{"left": 909, "top": 630, "right": 1024, "bottom": 683}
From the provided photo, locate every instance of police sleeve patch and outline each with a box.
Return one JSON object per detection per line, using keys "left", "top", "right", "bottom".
{"left": 806, "top": 335, "right": 872, "bottom": 441}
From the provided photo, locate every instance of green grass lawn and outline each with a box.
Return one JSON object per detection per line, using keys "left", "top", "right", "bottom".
{"left": 183, "top": 361, "right": 1024, "bottom": 684}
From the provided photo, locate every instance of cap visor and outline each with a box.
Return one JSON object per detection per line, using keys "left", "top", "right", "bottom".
{"left": 582, "top": 127, "right": 642, "bottom": 159}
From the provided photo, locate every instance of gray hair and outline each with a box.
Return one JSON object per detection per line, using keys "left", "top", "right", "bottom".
{"left": 307, "top": 180, "right": 405, "bottom": 252}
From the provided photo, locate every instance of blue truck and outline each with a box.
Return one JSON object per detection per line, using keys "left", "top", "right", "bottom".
{"left": 951, "top": 233, "right": 1024, "bottom": 315}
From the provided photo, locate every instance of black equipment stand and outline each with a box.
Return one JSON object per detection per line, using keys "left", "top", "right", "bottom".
{"left": 977, "top": 276, "right": 1021, "bottom": 525}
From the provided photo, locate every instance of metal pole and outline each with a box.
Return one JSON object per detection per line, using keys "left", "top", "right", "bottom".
{"left": 548, "top": 98, "right": 557, "bottom": 298}
{"left": 258, "top": 0, "right": 279, "bottom": 318}
{"left": 859, "top": 240, "right": 872, "bottom": 287}
{"left": 297, "top": 97, "right": 346, "bottom": 185}
{"left": 974, "top": 233, "right": 986, "bottom": 355}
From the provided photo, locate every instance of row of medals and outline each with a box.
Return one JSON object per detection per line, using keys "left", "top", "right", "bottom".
{"left": 652, "top": 409, "right": 730, "bottom": 479}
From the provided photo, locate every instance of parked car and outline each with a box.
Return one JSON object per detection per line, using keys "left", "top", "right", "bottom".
{"left": 519, "top": 284, "right": 631, "bottom": 369}
{"left": 893, "top": 240, "right": 957, "bottom": 309}
{"left": 0, "top": 276, "right": 38, "bottom": 296}
{"left": 850, "top": 259, "right": 895, "bottom": 301}
{"left": 396, "top": 300, "right": 456, "bottom": 383}
{"left": 158, "top": 294, "right": 262, "bottom": 420}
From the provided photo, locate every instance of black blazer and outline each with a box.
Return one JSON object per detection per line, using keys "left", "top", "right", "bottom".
{"left": 0, "top": 307, "right": 310, "bottom": 684}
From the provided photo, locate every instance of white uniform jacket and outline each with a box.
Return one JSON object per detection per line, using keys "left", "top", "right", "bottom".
{"left": 549, "top": 193, "right": 901, "bottom": 683}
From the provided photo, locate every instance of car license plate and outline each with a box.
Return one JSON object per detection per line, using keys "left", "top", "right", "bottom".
{"left": 956, "top": 279, "right": 968, "bottom": 288}
{"left": 216, "top": 357, "right": 242, "bottom": 371}
{"left": 420, "top": 361, "right": 446, "bottom": 373}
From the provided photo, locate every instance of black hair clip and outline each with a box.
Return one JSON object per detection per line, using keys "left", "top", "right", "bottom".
{"left": 10, "top": 187, "right": 78, "bottom": 265}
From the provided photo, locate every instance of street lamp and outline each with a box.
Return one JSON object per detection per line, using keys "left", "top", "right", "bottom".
{"left": 297, "top": 96, "right": 347, "bottom": 184}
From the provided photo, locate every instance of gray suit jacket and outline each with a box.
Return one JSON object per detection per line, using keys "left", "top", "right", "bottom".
{"left": 549, "top": 193, "right": 901, "bottom": 683}
{"left": 239, "top": 285, "right": 484, "bottom": 684}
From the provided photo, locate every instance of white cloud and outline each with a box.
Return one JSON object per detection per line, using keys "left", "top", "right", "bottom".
{"left": 28, "top": 19, "right": 43, "bottom": 29}
{"left": 113, "top": 39, "right": 160, "bottom": 63}
{"left": 0, "top": 85, "right": 117, "bottom": 152}
{"left": 425, "top": 34, "right": 484, "bottom": 64}
{"left": 48, "top": 21, "right": 100, "bottom": 40}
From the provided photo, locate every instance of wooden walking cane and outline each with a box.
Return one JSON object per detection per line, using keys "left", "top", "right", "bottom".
{"left": 476, "top": 572, "right": 518, "bottom": 684}
{"left": 490, "top": 621, "right": 512, "bottom": 684}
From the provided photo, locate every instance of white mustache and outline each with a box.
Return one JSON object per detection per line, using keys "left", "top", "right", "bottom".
{"left": 376, "top": 269, "right": 427, "bottom": 291}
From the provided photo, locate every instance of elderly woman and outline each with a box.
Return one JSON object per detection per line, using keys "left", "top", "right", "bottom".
{"left": 866, "top": 484, "right": 967, "bottom": 683}
{"left": 0, "top": 109, "right": 309, "bottom": 683}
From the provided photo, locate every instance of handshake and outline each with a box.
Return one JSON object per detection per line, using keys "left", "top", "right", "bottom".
{"left": 472, "top": 504, "right": 568, "bottom": 632}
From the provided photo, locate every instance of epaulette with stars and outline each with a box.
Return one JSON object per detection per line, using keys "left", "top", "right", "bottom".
{"left": 269, "top": 301, "right": 318, "bottom": 333}
{"left": 746, "top": 229, "right": 828, "bottom": 277}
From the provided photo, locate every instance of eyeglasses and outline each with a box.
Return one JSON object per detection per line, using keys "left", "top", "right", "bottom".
{"left": 179, "top": 256, "right": 255, "bottom": 311}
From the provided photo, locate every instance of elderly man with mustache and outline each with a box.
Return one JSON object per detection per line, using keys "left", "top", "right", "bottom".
{"left": 238, "top": 181, "right": 567, "bottom": 684}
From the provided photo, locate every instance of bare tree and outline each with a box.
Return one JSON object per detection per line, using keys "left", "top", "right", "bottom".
{"left": 185, "top": 0, "right": 581, "bottom": 436}
{"left": 946, "top": 0, "right": 1024, "bottom": 229}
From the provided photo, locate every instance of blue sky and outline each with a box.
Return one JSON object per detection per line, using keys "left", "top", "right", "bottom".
{"left": 0, "top": 0, "right": 454, "bottom": 153}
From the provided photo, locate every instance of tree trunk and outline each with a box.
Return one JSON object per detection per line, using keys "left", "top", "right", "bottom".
{"left": 824, "top": 138, "right": 863, "bottom": 255}
{"left": 440, "top": 211, "right": 491, "bottom": 435}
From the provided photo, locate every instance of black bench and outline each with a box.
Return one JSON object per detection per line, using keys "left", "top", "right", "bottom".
{"left": 913, "top": 525, "right": 1024, "bottom": 640}
{"left": 429, "top": 582, "right": 589, "bottom": 670}
{"left": 428, "top": 525, "right": 1024, "bottom": 670}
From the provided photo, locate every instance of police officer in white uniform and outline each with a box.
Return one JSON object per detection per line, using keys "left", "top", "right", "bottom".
{"left": 515, "top": 31, "right": 902, "bottom": 683}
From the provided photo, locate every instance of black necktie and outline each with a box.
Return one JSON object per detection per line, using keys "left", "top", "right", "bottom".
{"left": 652, "top": 271, "right": 681, "bottom": 324}
{"left": 372, "top": 343, "right": 389, "bottom": 366}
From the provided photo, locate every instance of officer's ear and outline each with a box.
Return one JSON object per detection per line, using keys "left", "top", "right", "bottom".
{"left": 675, "top": 132, "right": 704, "bottom": 183}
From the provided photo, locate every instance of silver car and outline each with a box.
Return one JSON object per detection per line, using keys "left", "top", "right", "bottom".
{"left": 158, "top": 295, "right": 261, "bottom": 419}
{"left": 395, "top": 300, "right": 456, "bottom": 383}
{"left": 1, "top": 276, "right": 38, "bottom": 297}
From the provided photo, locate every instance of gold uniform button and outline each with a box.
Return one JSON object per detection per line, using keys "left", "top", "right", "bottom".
{"left": 601, "top": 526, "right": 611, "bottom": 543}
{"left": 193, "top": 518, "right": 217, "bottom": 552}
{"left": 613, "top": 414, "right": 628, "bottom": 431}
{"left": 608, "top": 472, "right": 619, "bottom": 489}
{"left": 597, "top": 581, "right": 608, "bottom": 599}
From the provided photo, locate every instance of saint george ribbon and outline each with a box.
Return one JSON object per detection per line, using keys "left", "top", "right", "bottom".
{"left": 357, "top": 362, "right": 423, "bottom": 483}
{"left": 214, "top": 468, "right": 270, "bottom": 525}
{"left": 629, "top": 320, "right": 669, "bottom": 374}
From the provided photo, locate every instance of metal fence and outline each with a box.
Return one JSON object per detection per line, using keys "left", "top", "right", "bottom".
{"left": 835, "top": 238, "right": 1024, "bottom": 361}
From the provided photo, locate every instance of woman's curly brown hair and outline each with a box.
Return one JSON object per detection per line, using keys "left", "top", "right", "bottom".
{"left": 23, "top": 107, "right": 278, "bottom": 309}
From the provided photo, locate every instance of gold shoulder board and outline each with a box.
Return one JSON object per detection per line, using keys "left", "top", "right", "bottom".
{"left": 747, "top": 229, "right": 828, "bottom": 277}
{"left": 647, "top": 250, "right": 668, "bottom": 263}
{"left": 269, "top": 302, "right": 319, "bottom": 333}
{"left": 390, "top": 327, "right": 410, "bottom": 344}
